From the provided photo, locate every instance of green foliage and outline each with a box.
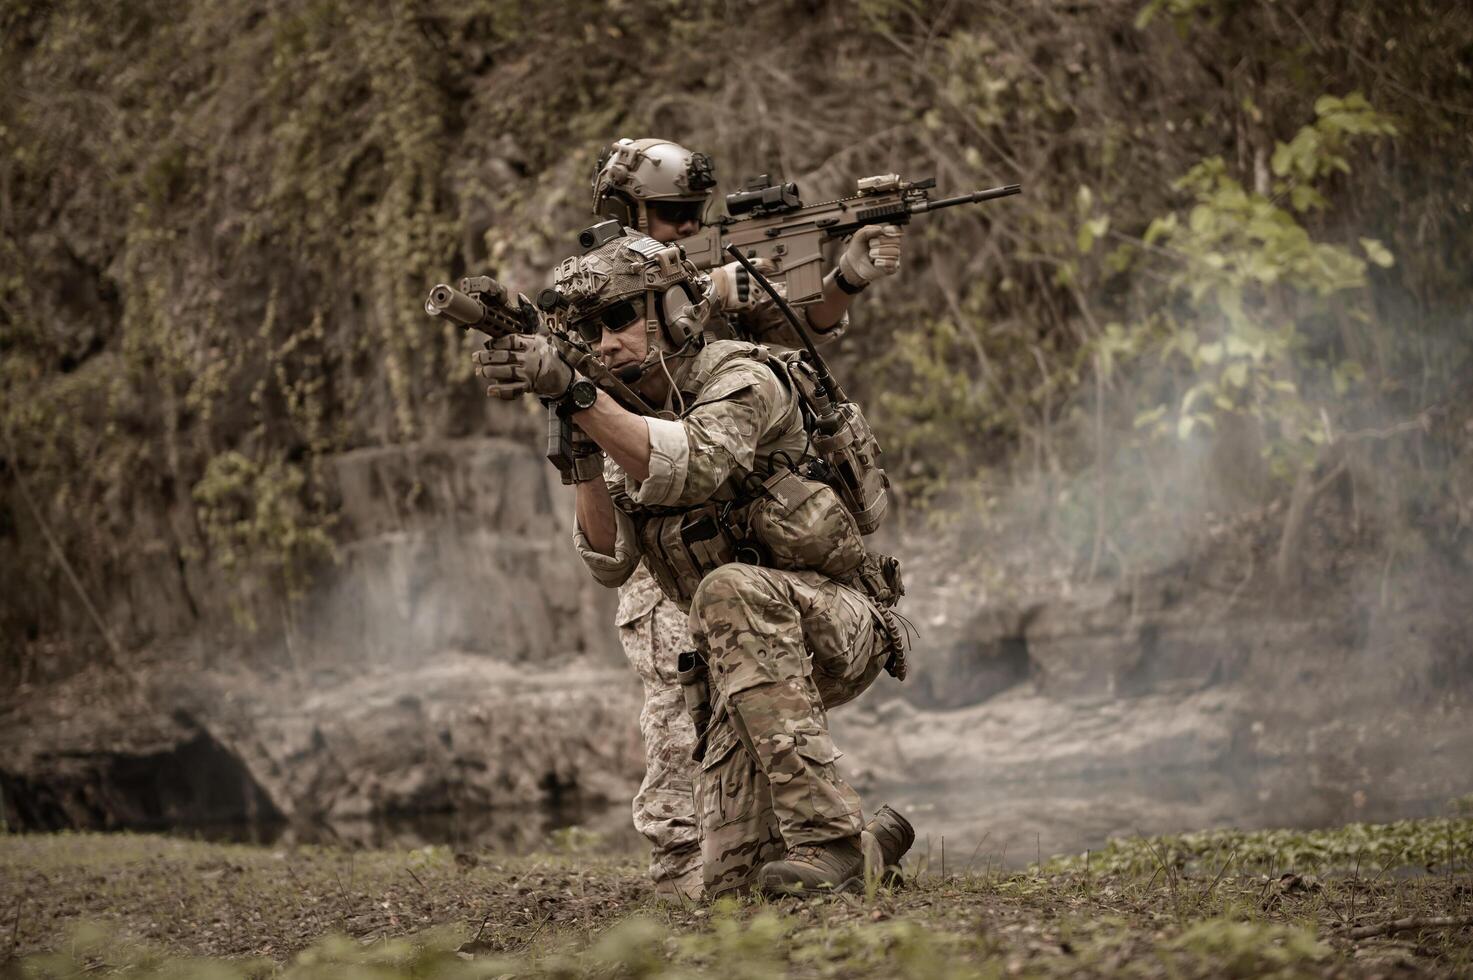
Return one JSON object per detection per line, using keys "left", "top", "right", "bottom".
{"left": 545, "top": 826, "right": 607, "bottom": 855}
{"left": 676, "top": 901, "right": 791, "bottom": 978}
{"left": 191, "top": 452, "right": 335, "bottom": 603}
{"left": 1110, "top": 94, "right": 1396, "bottom": 475}
{"left": 8, "top": 821, "right": 1473, "bottom": 979}
{"left": 1270, "top": 94, "right": 1398, "bottom": 213}
{"left": 1047, "top": 817, "right": 1473, "bottom": 877}
{"left": 1135, "top": 0, "right": 1224, "bottom": 32}
{"left": 11, "top": 924, "right": 507, "bottom": 979}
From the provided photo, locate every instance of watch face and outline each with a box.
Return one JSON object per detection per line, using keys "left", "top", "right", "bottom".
{"left": 573, "top": 381, "right": 598, "bottom": 409}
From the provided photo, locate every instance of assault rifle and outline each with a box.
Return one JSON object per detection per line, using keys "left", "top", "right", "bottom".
{"left": 678, "top": 173, "right": 1022, "bottom": 304}
{"left": 425, "top": 276, "right": 610, "bottom": 484}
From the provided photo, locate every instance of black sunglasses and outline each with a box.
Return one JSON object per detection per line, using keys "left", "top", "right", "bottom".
{"left": 648, "top": 200, "right": 704, "bottom": 225}
{"left": 573, "top": 299, "right": 641, "bottom": 343}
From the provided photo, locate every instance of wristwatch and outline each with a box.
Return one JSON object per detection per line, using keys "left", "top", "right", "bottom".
{"left": 557, "top": 378, "right": 599, "bottom": 416}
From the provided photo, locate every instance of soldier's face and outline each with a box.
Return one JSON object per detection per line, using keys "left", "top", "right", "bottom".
{"left": 645, "top": 201, "right": 703, "bottom": 242}
{"left": 596, "top": 305, "right": 650, "bottom": 384}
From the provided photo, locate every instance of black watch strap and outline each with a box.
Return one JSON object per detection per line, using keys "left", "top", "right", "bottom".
{"left": 834, "top": 269, "right": 868, "bottom": 295}
{"left": 556, "top": 379, "right": 598, "bottom": 417}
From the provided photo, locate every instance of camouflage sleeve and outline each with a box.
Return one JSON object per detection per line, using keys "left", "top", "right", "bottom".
{"left": 573, "top": 505, "right": 641, "bottom": 588}
{"left": 573, "top": 467, "right": 642, "bottom": 588}
{"left": 735, "top": 291, "right": 848, "bottom": 347}
{"left": 631, "top": 358, "right": 790, "bottom": 509}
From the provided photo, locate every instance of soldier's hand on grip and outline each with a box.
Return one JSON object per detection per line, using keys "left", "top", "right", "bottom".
{"left": 838, "top": 223, "right": 904, "bottom": 286}
{"left": 472, "top": 334, "right": 573, "bottom": 400}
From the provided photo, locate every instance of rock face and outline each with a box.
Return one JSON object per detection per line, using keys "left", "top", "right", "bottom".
{"left": 900, "top": 521, "right": 1473, "bottom": 715}
{"left": 0, "top": 675, "right": 283, "bottom": 832}
{"left": 286, "top": 437, "right": 622, "bottom": 670}
{"left": 1, "top": 657, "right": 644, "bottom": 833}
{"left": 185, "top": 655, "right": 643, "bottom": 823}
{"left": 2, "top": 436, "right": 643, "bottom": 833}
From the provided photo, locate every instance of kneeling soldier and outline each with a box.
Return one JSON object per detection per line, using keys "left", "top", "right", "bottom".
{"left": 474, "top": 230, "right": 911, "bottom": 896}
{"left": 586, "top": 137, "right": 907, "bottom": 900}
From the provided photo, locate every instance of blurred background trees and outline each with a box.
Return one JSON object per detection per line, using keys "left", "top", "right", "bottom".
{"left": 3, "top": 0, "right": 1470, "bottom": 682}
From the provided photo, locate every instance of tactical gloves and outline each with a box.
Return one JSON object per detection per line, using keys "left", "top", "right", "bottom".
{"left": 707, "top": 257, "right": 776, "bottom": 313}
{"left": 838, "top": 223, "right": 904, "bottom": 287}
{"left": 472, "top": 333, "right": 573, "bottom": 400}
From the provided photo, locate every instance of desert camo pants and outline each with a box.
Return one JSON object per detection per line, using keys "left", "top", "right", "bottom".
{"left": 617, "top": 566, "right": 704, "bottom": 901}
{"left": 686, "top": 563, "right": 887, "bottom": 897}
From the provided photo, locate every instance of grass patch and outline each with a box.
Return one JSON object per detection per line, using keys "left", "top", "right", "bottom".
{"left": 1045, "top": 817, "right": 1473, "bottom": 877}
{"left": 2, "top": 820, "right": 1470, "bottom": 978}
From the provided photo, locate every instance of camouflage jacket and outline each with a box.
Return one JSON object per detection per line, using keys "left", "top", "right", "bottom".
{"left": 574, "top": 340, "right": 809, "bottom": 601}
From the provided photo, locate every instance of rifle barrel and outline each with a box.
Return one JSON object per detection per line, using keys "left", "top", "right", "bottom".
{"left": 911, "top": 183, "right": 1022, "bottom": 214}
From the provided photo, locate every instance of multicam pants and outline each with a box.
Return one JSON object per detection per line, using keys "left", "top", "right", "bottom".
{"left": 616, "top": 565, "right": 704, "bottom": 901}
{"left": 686, "top": 563, "right": 887, "bottom": 897}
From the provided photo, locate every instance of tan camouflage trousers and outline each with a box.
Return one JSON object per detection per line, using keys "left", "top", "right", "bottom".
{"left": 617, "top": 566, "right": 704, "bottom": 901}
{"left": 686, "top": 563, "right": 886, "bottom": 897}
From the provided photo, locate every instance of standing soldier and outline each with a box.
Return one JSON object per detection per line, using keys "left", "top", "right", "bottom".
{"left": 473, "top": 231, "right": 909, "bottom": 896}
{"left": 586, "top": 138, "right": 909, "bottom": 900}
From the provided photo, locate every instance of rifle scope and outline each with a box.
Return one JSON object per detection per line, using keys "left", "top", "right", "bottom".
{"left": 725, "top": 175, "right": 801, "bottom": 217}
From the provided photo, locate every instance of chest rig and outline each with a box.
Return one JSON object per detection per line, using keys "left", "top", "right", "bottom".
{"left": 610, "top": 342, "right": 907, "bottom": 679}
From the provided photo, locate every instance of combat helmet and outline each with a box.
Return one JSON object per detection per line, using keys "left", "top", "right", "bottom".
{"left": 591, "top": 138, "right": 717, "bottom": 233}
{"left": 550, "top": 223, "right": 714, "bottom": 386}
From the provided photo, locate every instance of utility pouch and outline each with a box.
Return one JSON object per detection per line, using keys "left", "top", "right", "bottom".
{"left": 747, "top": 468, "right": 866, "bottom": 579}
{"left": 811, "top": 401, "right": 890, "bottom": 535}
{"left": 639, "top": 503, "right": 741, "bottom": 606}
{"left": 777, "top": 352, "right": 891, "bottom": 534}
{"left": 676, "top": 649, "right": 713, "bottom": 762}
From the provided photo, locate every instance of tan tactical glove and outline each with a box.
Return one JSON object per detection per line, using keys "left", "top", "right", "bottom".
{"left": 838, "top": 223, "right": 904, "bottom": 286}
{"left": 472, "top": 333, "right": 573, "bottom": 400}
{"left": 707, "top": 257, "right": 776, "bottom": 313}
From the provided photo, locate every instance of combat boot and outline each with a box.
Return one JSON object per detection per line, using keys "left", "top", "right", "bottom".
{"left": 758, "top": 836, "right": 865, "bottom": 896}
{"left": 863, "top": 804, "right": 916, "bottom": 873}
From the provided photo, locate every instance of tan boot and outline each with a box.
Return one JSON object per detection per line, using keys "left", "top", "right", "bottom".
{"left": 758, "top": 836, "right": 865, "bottom": 896}
{"left": 863, "top": 804, "right": 915, "bottom": 882}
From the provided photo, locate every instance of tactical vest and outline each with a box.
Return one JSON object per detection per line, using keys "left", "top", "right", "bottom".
{"left": 610, "top": 341, "right": 901, "bottom": 616}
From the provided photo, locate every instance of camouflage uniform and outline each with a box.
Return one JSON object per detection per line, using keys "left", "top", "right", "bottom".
{"left": 617, "top": 562, "right": 704, "bottom": 900}
{"left": 612, "top": 293, "right": 848, "bottom": 901}
{"left": 578, "top": 339, "right": 887, "bottom": 897}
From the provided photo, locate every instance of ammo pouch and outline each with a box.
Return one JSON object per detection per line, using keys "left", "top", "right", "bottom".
{"left": 839, "top": 551, "right": 905, "bottom": 609}
{"left": 638, "top": 503, "right": 742, "bottom": 606}
{"left": 635, "top": 469, "right": 869, "bottom": 606}
{"left": 746, "top": 468, "right": 865, "bottom": 579}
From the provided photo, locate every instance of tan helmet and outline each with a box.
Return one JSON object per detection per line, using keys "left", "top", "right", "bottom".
{"left": 552, "top": 229, "right": 713, "bottom": 385}
{"left": 591, "top": 138, "right": 717, "bottom": 232}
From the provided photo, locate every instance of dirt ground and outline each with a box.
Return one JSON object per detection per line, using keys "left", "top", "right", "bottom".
{"left": 2, "top": 820, "right": 1470, "bottom": 978}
